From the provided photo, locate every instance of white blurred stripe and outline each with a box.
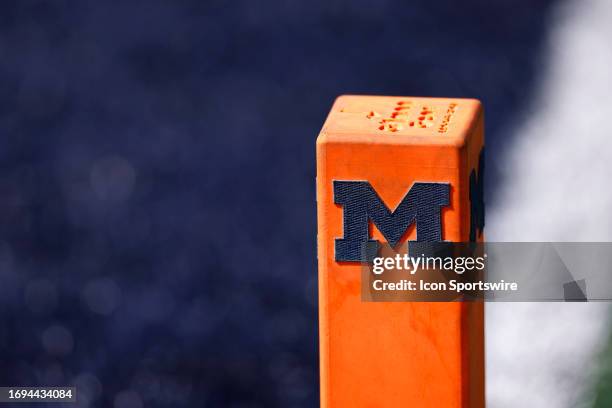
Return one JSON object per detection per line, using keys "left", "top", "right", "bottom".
{"left": 487, "top": 0, "right": 612, "bottom": 406}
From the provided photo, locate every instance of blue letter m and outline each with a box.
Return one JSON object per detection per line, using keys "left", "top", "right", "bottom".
{"left": 334, "top": 181, "right": 449, "bottom": 262}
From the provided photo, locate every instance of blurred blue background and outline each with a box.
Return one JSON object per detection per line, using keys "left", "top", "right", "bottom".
{"left": 0, "top": 0, "right": 575, "bottom": 407}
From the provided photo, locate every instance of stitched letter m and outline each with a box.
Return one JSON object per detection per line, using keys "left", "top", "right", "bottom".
{"left": 334, "top": 181, "right": 450, "bottom": 262}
